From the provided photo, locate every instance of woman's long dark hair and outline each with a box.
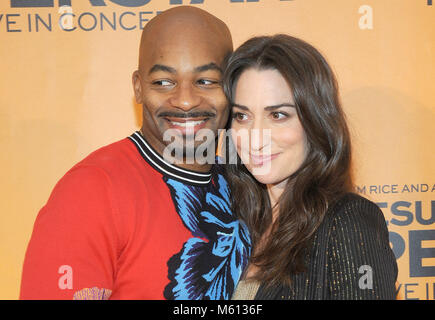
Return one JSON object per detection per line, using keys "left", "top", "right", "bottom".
{"left": 222, "top": 34, "right": 353, "bottom": 287}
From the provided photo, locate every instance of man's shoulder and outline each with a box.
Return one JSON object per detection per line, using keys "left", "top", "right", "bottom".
{"left": 76, "top": 137, "right": 136, "bottom": 168}
{"left": 50, "top": 138, "right": 134, "bottom": 188}
{"left": 55, "top": 136, "right": 147, "bottom": 190}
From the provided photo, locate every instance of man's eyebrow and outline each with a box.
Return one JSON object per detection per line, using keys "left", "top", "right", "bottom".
{"left": 148, "top": 64, "right": 176, "bottom": 75}
{"left": 194, "top": 63, "right": 223, "bottom": 74}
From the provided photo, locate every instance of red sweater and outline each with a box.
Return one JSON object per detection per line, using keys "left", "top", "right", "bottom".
{"left": 20, "top": 132, "right": 250, "bottom": 300}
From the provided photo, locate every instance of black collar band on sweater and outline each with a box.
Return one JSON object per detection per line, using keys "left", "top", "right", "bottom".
{"left": 128, "top": 131, "right": 212, "bottom": 185}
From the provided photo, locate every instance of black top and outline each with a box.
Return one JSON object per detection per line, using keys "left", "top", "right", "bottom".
{"left": 255, "top": 193, "right": 398, "bottom": 300}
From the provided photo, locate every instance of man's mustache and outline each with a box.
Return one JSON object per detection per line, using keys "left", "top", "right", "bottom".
{"left": 158, "top": 111, "right": 216, "bottom": 118}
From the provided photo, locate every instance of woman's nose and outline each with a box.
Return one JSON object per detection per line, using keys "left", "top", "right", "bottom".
{"left": 249, "top": 120, "right": 271, "bottom": 153}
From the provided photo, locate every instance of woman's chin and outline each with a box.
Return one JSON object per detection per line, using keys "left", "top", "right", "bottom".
{"left": 246, "top": 167, "right": 289, "bottom": 187}
{"left": 249, "top": 172, "right": 278, "bottom": 185}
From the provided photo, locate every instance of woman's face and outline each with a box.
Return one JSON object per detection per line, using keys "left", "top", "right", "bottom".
{"left": 231, "top": 68, "right": 308, "bottom": 186}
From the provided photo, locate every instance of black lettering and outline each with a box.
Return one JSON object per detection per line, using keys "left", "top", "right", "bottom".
{"left": 389, "top": 231, "right": 405, "bottom": 259}
{"left": 59, "top": 13, "right": 76, "bottom": 31}
{"left": 409, "top": 230, "right": 435, "bottom": 277}
{"left": 27, "top": 13, "right": 31, "bottom": 31}
{"left": 376, "top": 202, "right": 388, "bottom": 225}
{"left": 390, "top": 201, "right": 413, "bottom": 226}
{"left": 35, "top": 13, "right": 52, "bottom": 32}
{"left": 170, "top": 0, "right": 206, "bottom": 4}
{"left": 404, "top": 283, "right": 419, "bottom": 300}
{"left": 100, "top": 12, "right": 116, "bottom": 30}
{"left": 108, "top": 0, "right": 150, "bottom": 6}
{"left": 139, "top": 11, "right": 152, "bottom": 30}
{"left": 415, "top": 201, "right": 435, "bottom": 225}
{"left": 6, "top": 14, "right": 21, "bottom": 32}
{"left": 59, "top": 0, "right": 106, "bottom": 6}
{"left": 78, "top": 12, "right": 97, "bottom": 31}
{"left": 356, "top": 185, "right": 366, "bottom": 194}
{"left": 119, "top": 11, "right": 136, "bottom": 30}
{"left": 381, "top": 185, "right": 390, "bottom": 193}
{"left": 395, "top": 283, "right": 402, "bottom": 297}
{"left": 10, "top": 0, "right": 123, "bottom": 8}
{"left": 11, "top": 0, "right": 54, "bottom": 7}
{"left": 169, "top": 0, "right": 207, "bottom": 4}
{"left": 61, "top": 0, "right": 107, "bottom": 5}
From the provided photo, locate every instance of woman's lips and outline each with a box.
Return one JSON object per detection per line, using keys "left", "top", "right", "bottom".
{"left": 249, "top": 152, "right": 280, "bottom": 166}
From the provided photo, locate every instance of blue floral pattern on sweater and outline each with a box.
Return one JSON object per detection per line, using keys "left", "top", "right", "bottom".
{"left": 163, "top": 172, "right": 251, "bottom": 300}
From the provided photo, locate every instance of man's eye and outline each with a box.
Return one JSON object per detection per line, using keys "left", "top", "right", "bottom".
{"left": 197, "top": 79, "right": 218, "bottom": 86}
{"left": 152, "top": 80, "right": 174, "bottom": 87}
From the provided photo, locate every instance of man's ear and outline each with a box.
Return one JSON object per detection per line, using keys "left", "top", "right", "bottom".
{"left": 132, "top": 70, "right": 143, "bottom": 104}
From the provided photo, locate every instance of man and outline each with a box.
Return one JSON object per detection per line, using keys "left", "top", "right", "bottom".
{"left": 20, "top": 6, "right": 250, "bottom": 300}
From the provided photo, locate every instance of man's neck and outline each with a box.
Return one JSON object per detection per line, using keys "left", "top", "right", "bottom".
{"left": 139, "top": 129, "right": 213, "bottom": 173}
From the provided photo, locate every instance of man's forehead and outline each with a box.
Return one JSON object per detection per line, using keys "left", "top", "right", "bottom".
{"left": 142, "top": 24, "right": 228, "bottom": 54}
{"left": 138, "top": 7, "right": 232, "bottom": 72}
{"left": 140, "top": 37, "right": 228, "bottom": 73}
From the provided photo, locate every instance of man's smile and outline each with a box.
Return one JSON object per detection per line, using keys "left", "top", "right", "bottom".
{"left": 158, "top": 111, "right": 216, "bottom": 135}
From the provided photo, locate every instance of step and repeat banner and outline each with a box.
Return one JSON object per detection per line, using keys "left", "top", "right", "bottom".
{"left": 0, "top": 0, "right": 433, "bottom": 300}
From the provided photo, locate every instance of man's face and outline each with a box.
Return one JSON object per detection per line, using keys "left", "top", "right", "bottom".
{"left": 133, "top": 34, "right": 230, "bottom": 164}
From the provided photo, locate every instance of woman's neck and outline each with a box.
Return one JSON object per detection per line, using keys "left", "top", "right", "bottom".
{"left": 266, "top": 179, "right": 288, "bottom": 221}
{"left": 243, "top": 181, "right": 287, "bottom": 280}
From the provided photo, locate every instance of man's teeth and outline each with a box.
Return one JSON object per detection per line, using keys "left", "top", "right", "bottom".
{"left": 170, "top": 120, "right": 205, "bottom": 127}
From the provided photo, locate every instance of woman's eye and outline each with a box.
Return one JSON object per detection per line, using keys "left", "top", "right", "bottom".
{"left": 232, "top": 112, "right": 248, "bottom": 122}
{"left": 271, "top": 112, "right": 288, "bottom": 120}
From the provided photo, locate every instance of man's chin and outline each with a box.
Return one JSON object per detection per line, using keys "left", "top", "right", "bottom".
{"left": 161, "top": 141, "right": 216, "bottom": 166}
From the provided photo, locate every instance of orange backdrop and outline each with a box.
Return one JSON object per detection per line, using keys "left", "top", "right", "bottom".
{"left": 0, "top": 0, "right": 434, "bottom": 300}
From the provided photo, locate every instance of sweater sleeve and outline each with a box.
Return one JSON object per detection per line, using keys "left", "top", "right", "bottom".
{"left": 326, "top": 195, "right": 398, "bottom": 300}
{"left": 20, "top": 165, "right": 120, "bottom": 300}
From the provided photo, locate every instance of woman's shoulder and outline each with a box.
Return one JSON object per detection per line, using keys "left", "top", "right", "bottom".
{"left": 323, "top": 192, "right": 388, "bottom": 236}
{"left": 328, "top": 192, "right": 382, "bottom": 217}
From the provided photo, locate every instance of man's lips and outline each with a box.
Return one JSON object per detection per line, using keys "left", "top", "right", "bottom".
{"left": 163, "top": 117, "right": 210, "bottom": 134}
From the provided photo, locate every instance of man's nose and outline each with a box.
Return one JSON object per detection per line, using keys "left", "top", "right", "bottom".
{"left": 168, "top": 82, "right": 201, "bottom": 111}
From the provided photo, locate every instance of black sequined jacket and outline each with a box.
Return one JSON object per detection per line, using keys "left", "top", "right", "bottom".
{"left": 254, "top": 193, "right": 398, "bottom": 300}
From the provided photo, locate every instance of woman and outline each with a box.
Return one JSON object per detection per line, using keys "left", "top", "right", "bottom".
{"left": 222, "top": 34, "right": 398, "bottom": 299}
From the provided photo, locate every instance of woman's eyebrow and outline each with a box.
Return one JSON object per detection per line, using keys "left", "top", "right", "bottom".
{"left": 232, "top": 103, "right": 295, "bottom": 111}
{"left": 264, "top": 103, "right": 295, "bottom": 111}
{"left": 232, "top": 103, "right": 250, "bottom": 110}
